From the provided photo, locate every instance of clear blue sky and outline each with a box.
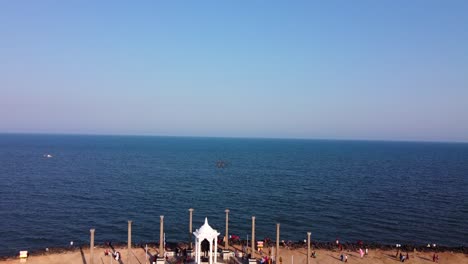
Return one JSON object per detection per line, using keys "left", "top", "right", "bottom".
{"left": 1, "top": 1, "right": 467, "bottom": 142}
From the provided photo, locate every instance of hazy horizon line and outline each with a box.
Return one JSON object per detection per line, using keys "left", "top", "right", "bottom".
{"left": 1, "top": 131, "right": 467, "bottom": 144}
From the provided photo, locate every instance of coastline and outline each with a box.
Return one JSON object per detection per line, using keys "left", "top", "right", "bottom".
{"left": 1, "top": 242, "right": 467, "bottom": 264}
{"left": 1, "top": 241, "right": 466, "bottom": 261}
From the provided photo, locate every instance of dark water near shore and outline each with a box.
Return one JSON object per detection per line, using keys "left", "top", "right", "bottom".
{"left": 1, "top": 134, "right": 467, "bottom": 256}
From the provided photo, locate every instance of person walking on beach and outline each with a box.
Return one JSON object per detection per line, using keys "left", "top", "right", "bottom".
{"left": 359, "top": 248, "right": 364, "bottom": 258}
{"left": 400, "top": 253, "right": 406, "bottom": 262}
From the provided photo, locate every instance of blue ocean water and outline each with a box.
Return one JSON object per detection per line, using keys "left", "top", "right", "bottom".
{"left": 0, "top": 134, "right": 467, "bottom": 256}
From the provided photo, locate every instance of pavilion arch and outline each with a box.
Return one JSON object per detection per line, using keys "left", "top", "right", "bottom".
{"left": 193, "top": 218, "right": 220, "bottom": 264}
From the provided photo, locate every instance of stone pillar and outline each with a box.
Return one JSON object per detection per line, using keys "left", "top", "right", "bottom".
{"left": 223, "top": 209, "right": 230, "bottom": 260}
{"left": 159, "top": 215, "right": 164, "bottom": 257}
{"left": 225, "top": 209, "right": 230, "bottom": 249}
{"left": 90, "top": 229, "right": 95, "bottom": 264}
{"left": 276, "top": 224, "right": 280, "bottom": 264}
{"left": 189, "top": 208, "right": 194, "bottom": 249}
{"left": 197, "top": 239, "right": 201, "bottom": 264}
{"left": 307, "top": 232, "right": 311, "bottom": 264}
{"left": 251, "top": 216, "right": 255, "bottom": 257}
{"left": 214, "top": 238, "right": 218, "bottom": 263}
{"left": 128, "top": 220, "right": 132, "bottom": 264}
{"left": 209, "top": 239, "right": 213, "bottom": 264}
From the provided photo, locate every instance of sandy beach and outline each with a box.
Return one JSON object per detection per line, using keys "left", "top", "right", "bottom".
{"left": 1, "top": 245, "right": 467, "bottom": 264}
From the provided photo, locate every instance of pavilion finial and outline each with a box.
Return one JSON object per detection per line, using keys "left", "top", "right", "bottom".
{"left": 204, "top": 217, "right": 208, "bottom": 225}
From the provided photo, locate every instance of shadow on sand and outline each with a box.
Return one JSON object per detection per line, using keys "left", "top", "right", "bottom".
{"left": 80, "top": 246, "right": 88, "bottom": 264}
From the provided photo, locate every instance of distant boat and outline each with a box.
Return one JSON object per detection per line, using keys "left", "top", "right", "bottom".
{"left": 216, "top": 160, "right": 227, "bottom": 168}
{"left": 44, "top": 154, "right": 53, "bottom": 158}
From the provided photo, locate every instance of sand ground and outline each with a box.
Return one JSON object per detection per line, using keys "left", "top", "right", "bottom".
{"left": 1, "top": 246, "right": 467, "bottom": 264}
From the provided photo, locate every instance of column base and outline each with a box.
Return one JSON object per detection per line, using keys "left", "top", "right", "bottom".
{"left": 156, "top": 257, "right": 166, "bottom": 264}
{"left": 249, "top": 258, "right": 257, "bottom": 264}
{"left": 223, "top": 250, "right": 231, "bottom": 260}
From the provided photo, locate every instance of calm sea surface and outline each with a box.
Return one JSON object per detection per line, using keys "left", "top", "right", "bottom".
{"left": 0, "top": 134, "right": 467, "bottom": 256}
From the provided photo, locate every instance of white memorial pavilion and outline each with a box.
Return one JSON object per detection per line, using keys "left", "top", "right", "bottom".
{"left": 193, "top": 218, "right": 220, "bottom": 264}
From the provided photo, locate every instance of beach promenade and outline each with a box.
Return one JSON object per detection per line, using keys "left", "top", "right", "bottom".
{"left": 2, "top": 211, "right": 467, "bottom": 264}
{"left": 1, "top": 245, "right": 467, "bottom": 264}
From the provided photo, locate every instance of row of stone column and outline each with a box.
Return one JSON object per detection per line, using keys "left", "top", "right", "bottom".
{"left": 248, "top": 217, "right": 313, "bottom": 264}
{"left": 89, "top": 209, "right": 313, "bottom": 264}
{"left": 88, "top": 216, "right": 165, "bottom": 264}
{"left": 190, "top": 209, "right": 312, "bottom": 264}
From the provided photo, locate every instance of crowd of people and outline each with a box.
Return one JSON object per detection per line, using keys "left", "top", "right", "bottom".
{"left": 103, "top": 249, "right": 120, "bottom": 261}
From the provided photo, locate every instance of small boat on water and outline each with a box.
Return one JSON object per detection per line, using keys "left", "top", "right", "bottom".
{"left": 216, "top": 160, "right": 228, "bottom": 168}
{"left": 44, "top": 154, "right": 53, "bottom": 158}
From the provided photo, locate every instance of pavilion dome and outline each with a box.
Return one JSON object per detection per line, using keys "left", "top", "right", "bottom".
{"left": 194, "top": 217, "right": 220, "bottom": 238}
